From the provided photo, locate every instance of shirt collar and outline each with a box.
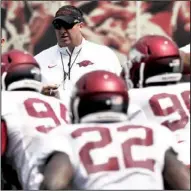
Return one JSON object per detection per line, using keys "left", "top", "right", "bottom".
{"left": 57, "top": 38, "right": 86, "bottom": 55}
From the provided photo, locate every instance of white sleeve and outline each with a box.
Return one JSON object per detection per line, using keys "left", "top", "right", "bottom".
{"left": 105, "top": 47, "right": 122, "bottom": 76}
{"left": 34, "top": 53, "right": 50, "bottom": 84}
{"left": 161, "top": 125, "right": 178, "bottom": 154}
{"left": 179, "top": 44, "right": 190, "bottom": 53}
{"left": 36, "top": 132, "right": 77, "bottom": 169}
{"left": 27, "top": 133, "right": 78, "bottom": 190}
{"left": 176, "top": 127, "right": 190, "bottom": 166}
{"left": 128, "top": 104, "right": 149, "bottom": 122}
{"left": 154, "top": 124, "right": 179, "bottom": 170}
{"left": 34, "top": 53, "right": 42, "bottom": 65}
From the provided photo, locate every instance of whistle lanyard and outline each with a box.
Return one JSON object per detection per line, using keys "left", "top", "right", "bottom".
{"left": 60, "top": 48, "right": 82, "bottom": 81}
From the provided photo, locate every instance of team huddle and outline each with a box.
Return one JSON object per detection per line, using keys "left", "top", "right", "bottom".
{"left": 1, "top": 35, "right": 190, "bottom": 190}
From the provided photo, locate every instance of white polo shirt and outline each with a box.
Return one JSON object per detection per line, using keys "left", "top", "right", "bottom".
{"left": 35, "top": 38, "right": 122, "bottom": 90}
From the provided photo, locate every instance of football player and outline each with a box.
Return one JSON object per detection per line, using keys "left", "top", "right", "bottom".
{"left": 1, "top": 50, "right": 70, "bottom": 189}
{"left": 125, "top": 35, "right": 190, "bottom": 168}
{"left": 1, "top": 59, "right": 23, "bottom": 190}
{"left": 27, "top": 71, "right": 189, "bottom": 190}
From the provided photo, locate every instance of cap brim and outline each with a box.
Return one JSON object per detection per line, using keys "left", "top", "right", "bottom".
{"left": 53, "top": 15, "right": 74, "bottom": 25}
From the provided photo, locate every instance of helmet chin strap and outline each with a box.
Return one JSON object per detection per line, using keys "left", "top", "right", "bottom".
{"left": 138, "top": 62, "right": 145, "bottom": 88}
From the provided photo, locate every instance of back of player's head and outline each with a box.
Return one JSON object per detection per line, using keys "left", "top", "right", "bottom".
{"left": 71, "top": 70, "right": 129, "bottom": 123}
{"left": 124, "top": 35, "right": 182, "bottom": 88}
{"left": 1, "top": 49, "right": 42, "bottom": 92}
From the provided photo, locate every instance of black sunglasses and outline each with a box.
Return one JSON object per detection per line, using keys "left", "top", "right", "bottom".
{"left": 52, "top": 21, "right": 75, "bottom": 30}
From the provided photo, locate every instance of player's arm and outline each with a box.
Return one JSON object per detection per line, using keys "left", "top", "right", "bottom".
{"left": 40, "top": 151, "right": 74, "bottom": 190}
{"left": 163, "top": 148, "right": 190, "bottom": 190}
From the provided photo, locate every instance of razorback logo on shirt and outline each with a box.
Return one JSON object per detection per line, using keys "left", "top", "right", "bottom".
{"left": 77, "top": 60, "right": 94, "bottom": 67}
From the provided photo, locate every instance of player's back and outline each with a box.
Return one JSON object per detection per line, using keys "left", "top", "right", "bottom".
{"left": 2, "top": 90, "right": 69, "bottom": 135}
{"left": 2, "top": 90, "right": 69, "bottom": 188}
{"left": 38, "top": 120, "right": 176, "bottom": 190}
{"left": 129, "top": 82, "right": 190, "bottom": 137}
{"left": 129, "top": 83, "right": 190, "bottom": 167}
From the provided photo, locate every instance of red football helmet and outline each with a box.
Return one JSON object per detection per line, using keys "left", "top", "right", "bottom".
{"left": 71, "top": 70, "right": 129, "bottom": 123}
{"left": 1, "top": 49, "right": 42, "bottom": 91}
{"left": 126, "top": 35, "right": 183, "bottom": 88}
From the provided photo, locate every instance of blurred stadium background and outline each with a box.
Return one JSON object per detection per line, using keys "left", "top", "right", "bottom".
{"left": 1, "top": 1, "right": 190, "bottom": 64}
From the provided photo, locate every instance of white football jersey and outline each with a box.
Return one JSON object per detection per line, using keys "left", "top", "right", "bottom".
{"left": 2, "top": 90, "right": 70, "bottom": 189}
{"left": 128, "top": 103, "right": 148, "bottom": 123}
{"left": 129, "top": 82, "right": 190, "bottom": 166}
{"left": 31, "top": 120, "right": 177, "bottom": 190}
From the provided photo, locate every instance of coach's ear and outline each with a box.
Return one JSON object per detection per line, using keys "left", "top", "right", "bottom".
{"left": 40, "top": 152, "right": 73, "bottom": 190}
{"left": 163, "top": 148, "right": 190, "bottom": 190}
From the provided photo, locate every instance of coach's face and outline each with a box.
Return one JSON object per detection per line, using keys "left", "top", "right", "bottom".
{"left": 55, "top": 22, "right": 83, "bottom": 48}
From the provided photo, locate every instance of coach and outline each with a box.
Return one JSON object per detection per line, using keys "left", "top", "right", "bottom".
{"left": 35, "top": 5, "right": 122, "bottom": 97}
